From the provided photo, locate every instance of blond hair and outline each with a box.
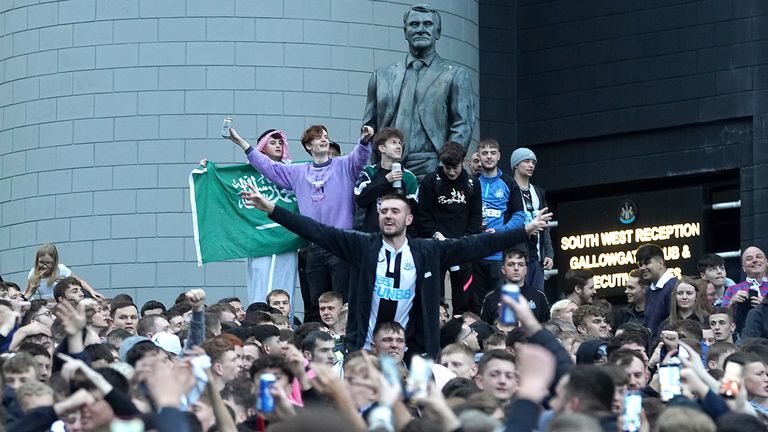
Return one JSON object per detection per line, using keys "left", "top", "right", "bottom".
{"left": 656, "top": 407, "right": 715, "bottom": 432}
{"left": 16, "top": 381, "right": 54, "bottom": 412}
{"left": 440, "top": 342, "right": 476, "bottom": 362}
{"left": 2, "top": 352, "right": 39, "bottom": 376}
{"left": 27, "top": 244, "right": 61, "bottom": 295}
{"left": 549, "top": 299, "right": 574, "bottom": 320}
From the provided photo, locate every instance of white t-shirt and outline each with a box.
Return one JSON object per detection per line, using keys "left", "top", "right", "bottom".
{"left": 27, "top": 264, "right": 71, "bottom": 299}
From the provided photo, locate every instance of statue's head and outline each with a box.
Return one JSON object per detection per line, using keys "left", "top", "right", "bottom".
{"left": 403, "top": 4, "right": 441, "bottom": 53}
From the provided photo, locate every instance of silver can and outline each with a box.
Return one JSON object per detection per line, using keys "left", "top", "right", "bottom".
{"left": 391, "top": 162, "right": 402, "bottom": 189}
{"left": 221, "top": 117, "right": 232, "bottom": 138}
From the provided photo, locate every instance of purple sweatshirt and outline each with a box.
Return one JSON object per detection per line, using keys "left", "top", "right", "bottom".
{"left": 245, "top": 141, "right": 371, "bottom": 229}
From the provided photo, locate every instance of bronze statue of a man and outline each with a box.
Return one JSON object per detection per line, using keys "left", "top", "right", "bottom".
{"left": 362, "top": 3, "right": 475, "bottom": 179}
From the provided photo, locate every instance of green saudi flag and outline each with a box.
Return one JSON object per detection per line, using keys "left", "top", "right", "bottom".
{"left": 189, "top": 161, "right": 306, "bottom": 265}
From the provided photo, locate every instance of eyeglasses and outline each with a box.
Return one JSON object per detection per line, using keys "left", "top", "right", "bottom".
{"left": 33, "top": 310, "right": 52, "bottom": 319}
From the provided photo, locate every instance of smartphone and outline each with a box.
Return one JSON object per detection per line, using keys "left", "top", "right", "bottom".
{"left": 719, "top": 361, "right": 743, "bottom": 399}
{"left": 622, "top": 391, "right": 642, "bottom": 432}
{"left": 406, "top": 356, "right": 433, "bottom": 399}
{"left": 658, "top": 358, "right": 682, "bottom": 402}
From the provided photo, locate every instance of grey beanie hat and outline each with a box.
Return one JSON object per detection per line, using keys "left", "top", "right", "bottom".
{"left": 510, "top": 147, "right": 537, "bottom": 169}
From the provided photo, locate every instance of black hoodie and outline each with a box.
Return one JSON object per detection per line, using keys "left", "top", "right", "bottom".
{"left": 417, "top": 167, "right": 482, "bottom": 239}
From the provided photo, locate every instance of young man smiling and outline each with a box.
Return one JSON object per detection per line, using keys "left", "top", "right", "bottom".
{"left": 617, "top": 269, "right": 648, "bottom": 326}
{"left": 228, "top": 125, "right": 373, "bottom": 322}
{"left": 240, "top": 187, "right": 551, "bottom": 358}
{"left": 474, "top": 139, "right": 527, "bottom": 314}
{"left": 563, "top": 269, "right": 596, "bottom": 307}
{"left": 722, "top": 246, "right": 768, "bottom": 333}
{"left": 355, "top": 127, "right": 419, "bottom": 233}
{"left": 573, "top": 305, "right": 612, "bottom": 340}
{"left": 371, "top": 321, "right": 407, "bottom": 364}
{"left": 636, "top": 244, "right": 678, "bottom": 336}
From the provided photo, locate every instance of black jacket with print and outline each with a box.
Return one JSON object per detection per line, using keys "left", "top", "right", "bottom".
{"left": 417, "top": 167, "right": 482, "bottom": 239}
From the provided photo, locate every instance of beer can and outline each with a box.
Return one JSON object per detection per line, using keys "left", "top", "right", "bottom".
{"left": 500, "top": 284, "right": 520, "bottom": 325}
{"left": 221, "top": 117, "right": 232, "bottom": 138}
{"left": 391, "top": 162, "right": 402, "bottom": 188}
{"left": 258, "top": 373, "right": 276, "bottom": 413}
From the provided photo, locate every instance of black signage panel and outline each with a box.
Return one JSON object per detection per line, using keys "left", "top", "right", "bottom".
{"left": 555, "top": 187, "right": 705, "bottom": 299}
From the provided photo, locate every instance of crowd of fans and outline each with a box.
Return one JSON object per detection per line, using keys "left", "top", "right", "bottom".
{"left": 0, "top": 121, "right": 767, "bottom": 432}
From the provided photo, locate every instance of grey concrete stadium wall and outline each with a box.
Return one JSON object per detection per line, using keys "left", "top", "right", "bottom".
{"left": 0, "top": 0, "right": 479, "bottom": 307}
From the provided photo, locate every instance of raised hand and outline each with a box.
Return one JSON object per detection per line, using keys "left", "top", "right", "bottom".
{"left": 283, "top": 344, "right": 307, "bottom": 381}
{"left": 515, "top": 344, "right": 556, "bottom": 403}
{"left": 525, "top": 207, "right": 552, "bottom": 235}
{"left": 240, "top": 183, "right": 276, "bottom": 214}
{"left": 500, "top": 293, "right": 542, "bottom": 336}
{"left": 412, "top": 382, "right": 460, "bottom": 431}
{"left": 0, "top": 308, "right": 19, "bottom": 336}
{"left": 360, "top": 125, "right": 374, "bottom": 143}
{"left": 148, "top": 362, "right": 184, "bottom": 408}
{"left": 12, "top": 321, "right": 52, "bottom": 349}
{"left": 268, "top": 382, "right": 298, "bottom": 421}
{"left": 185, "top": 289, "right": 206, "bottom": 311}
{"left": 312, "top": 364, "right": 350, "bottom": 401}
{"left": 54, "top": 301, "right": 87, "bottom": 336}
{"left": 57, "top": 353, "right": 114, "bottom": 395}
{"left": 660, "top": 330, "right": 679, "bottom": 351}
{"left": 677, "top": 341, "right": 719, "bottom": 393}
{"left": 58, "top": 353, "right": 89, "bottom": 382}
{"left": 53, "top": 388, "right": 96, "bottom": 416}
{"left": 227, "top": 127, "right": 250, "bottom": 151}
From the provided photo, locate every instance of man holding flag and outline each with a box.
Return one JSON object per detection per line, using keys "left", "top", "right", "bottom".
{"left": 241, "top": 129, "right": 297, "bottom": 305}
{"left": 190, "top": 127, "right": 305, "bottom": 305}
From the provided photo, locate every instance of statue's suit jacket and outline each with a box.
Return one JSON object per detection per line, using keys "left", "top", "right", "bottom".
{"left": 362, "top": 54, "right": 475, "bottom": 155}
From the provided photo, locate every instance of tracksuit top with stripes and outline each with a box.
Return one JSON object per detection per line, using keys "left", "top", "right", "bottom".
{"left": 478, "top": 169, "right": 526, "bottom": 261}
